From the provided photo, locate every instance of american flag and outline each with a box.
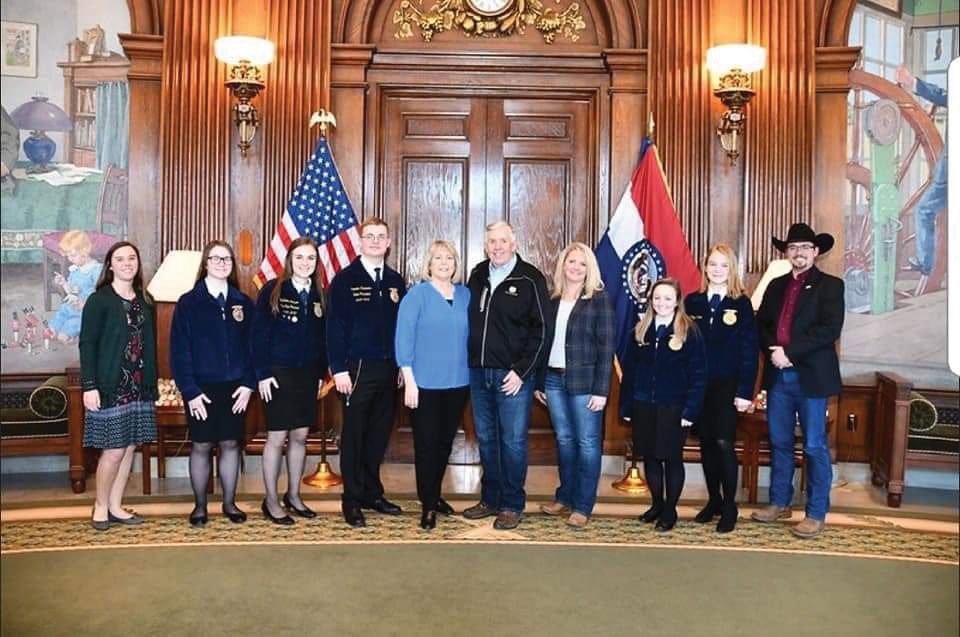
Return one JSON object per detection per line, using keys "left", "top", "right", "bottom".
{"left": 255, "top": 137, "right": 361, "bottom": 289}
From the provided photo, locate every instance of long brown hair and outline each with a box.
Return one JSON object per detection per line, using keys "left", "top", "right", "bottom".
{"left": 699, "top": 243, "right": 746, "bottom": 297}
{"left": 195, "top": 240, "right": 240, "bottom": 289}
{"left": 269, "top": 237, "right": 321, "bottom": 315}
{"left": 95, "top": 241, "right": 152, "bottom": 304}
{"left": 634, "top": 277, "right": 696, "bottom": 344}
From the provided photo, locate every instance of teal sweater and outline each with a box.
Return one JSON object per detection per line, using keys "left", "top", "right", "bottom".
{"left": 78, "top": 285, "right": 158, "bottom": 403}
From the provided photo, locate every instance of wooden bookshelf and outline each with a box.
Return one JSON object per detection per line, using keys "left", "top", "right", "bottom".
{"left": 57, "top": 53, "right": 129, "bottom": 168}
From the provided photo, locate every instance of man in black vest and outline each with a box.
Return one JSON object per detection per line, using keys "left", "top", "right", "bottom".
{"left": 753, "top": 223, "right": 844, "bottom": 539}
{"left": 327, "top": 218, "right": 406, "bottom": 527}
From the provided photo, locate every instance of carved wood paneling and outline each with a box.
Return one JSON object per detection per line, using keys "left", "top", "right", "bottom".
{"left": 743, "top": 0, "right": 816, "bottom": 273}
{"left": 260, "top": 0, "right": 332, "bottom": 262}
{"left": 507, "top": 161, "right": 568, "bottom": 277}
{"left": 402, "top": 160, "right": 467, "bottom": 286}
{"left": 158, "top": 0, "right": 232, "bottom": 256}
{"left": 646, "top": 0, "right": 712, "bottom": 265}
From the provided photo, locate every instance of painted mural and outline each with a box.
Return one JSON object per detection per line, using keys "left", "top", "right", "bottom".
{"left": 843, "top": 1, "right": 957, "bottom": 388}
{"left": 0, "top": 0, "right": 130, "bottom": 374}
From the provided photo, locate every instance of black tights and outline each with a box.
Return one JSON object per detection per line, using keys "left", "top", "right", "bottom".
{"left": 262, "top": 427, "right": 309, "bottom": 517}
{"left": 700, "top": 436, "right": 738, "bottom": 511}
{"left": 190, "top": 439, "right": 242, "bottom": 518}
{"left": 644, "top": 458, "right": 685, "bottom": 519}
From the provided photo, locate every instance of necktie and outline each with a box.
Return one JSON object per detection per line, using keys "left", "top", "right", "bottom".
{"left": 655, "top": 324, "right": 667, "bottom": 341}
{"left": 374, "top": 267, "right": 382, "bottom": 296}
{"left": 299, "top": 288, "right": 309, "bottom": 317}
{"left": 216, "top": 293, "right": 226, "bottom": 319}
{"left": 709, "top": 294, "right": 721, "bottom": 312}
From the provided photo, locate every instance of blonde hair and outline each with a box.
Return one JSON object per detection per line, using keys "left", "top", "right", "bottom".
{"left": 551, "top": 242, "right": 604, "bottom": 299}
{"left": 699, "top": 243, "right": 746, "bottom": 297}
{"left": 420, "top": 240, "right": 461, "bottom": 283}
{"left": 59, "top": 230, "right": 93, "bottom": 256}
{"left": 634, "top": 278, "right": 697, "bottom": 344}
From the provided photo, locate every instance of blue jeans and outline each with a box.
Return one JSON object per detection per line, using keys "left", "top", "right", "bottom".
{"left": 544, "top": 371, "right": 603, "bottom": 516}
{"left": 767, "top": 369, "right": 832, "bottom": 520}
{"left": 914, "top": 152, "right": 947, "bottom": 275}
{"left": 469, "top": 368, "right": 534, "bottom": 513}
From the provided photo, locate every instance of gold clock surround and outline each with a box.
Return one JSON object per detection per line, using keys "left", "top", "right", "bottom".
{"left": 393, "top": 0, "right": 586, "bottom": 43}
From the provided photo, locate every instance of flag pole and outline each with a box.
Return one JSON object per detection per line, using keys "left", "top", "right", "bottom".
{"left": 302, "top": 108, "right": 343, "bottom": 490}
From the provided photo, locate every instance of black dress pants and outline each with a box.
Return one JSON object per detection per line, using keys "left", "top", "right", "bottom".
{"left": 412, "top": 386, "right": 469, "bottom": 511}
{"left": 340, "top": 359, "right": 397, "bottom": 507}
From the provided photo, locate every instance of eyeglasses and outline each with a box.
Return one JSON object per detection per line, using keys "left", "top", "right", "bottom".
{"left": 786, "top": 243, "right": 816, "bottom": 253}
{"left": 207, "top": 255, "right": 233, "bottom": 264}
{"left": 361, "top": 234, "right": 388, "bottom": 242}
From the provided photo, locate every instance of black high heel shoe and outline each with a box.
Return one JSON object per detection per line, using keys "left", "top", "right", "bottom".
{"left": 222, "top": 506, "right": 247, "bottom": 524}
{"left": 694, "top": 501, "right": 721, "bottom": 524}
{"left": 261, "top": 500, "right": 295, "bottom": 525}
{"left": 639, "top": 505, "right": 663, "bottom": 524}
{"left": 283, "top": 493, "right": 317, "bottom": 519}
{"left": 189, "top": 509, "right": 208, "bottom": 528}
{"left": 436, "top": 498, "right": 455, "bottom": 516}
{"left": 420, "top": 510, "right": 437, "bottom": 530}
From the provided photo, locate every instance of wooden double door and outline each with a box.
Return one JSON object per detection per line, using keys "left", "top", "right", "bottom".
{"left": 379, "top": 90, "right": 598, "bottom": 464}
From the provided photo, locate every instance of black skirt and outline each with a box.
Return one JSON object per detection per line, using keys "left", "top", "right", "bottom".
{"left": 631, "top": 402, "right": 686, "bottom": 461}
{"left": 696, "top": 376, "right": 739, "bottom": 440}
{"left": 187, "top": 381, "right": 247, "bottom": 443}
{"left": 263, "top": 367, "right": 319, "bottom": 431}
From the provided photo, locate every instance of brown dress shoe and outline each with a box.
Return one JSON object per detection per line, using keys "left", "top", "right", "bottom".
{"left": 750, "top": 505, "right": 793, "bottom": 523}
{"left": 566, "top": 512, "right": 589, "bottom": 528}
{"left": 791, "top": 516, "right": 825, "bottom": 539}
{"left": 493, "top": 510, "right": 523, "bottom": 530}
{"left": 463, "top": 501, "right": 498, "bottom": 519}
{"left": 539, "top": 501, "right": 570, "bottom": 516}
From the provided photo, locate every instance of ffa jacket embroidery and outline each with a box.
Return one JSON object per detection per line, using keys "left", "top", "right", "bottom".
{"left": 231, "top": 305, "right": 244, "bottom": 322}
{"left": 351, "top": 286, "right": 373, "bottom": 302}
{"left": 314, "top": 302, "right": 323, "bottom": 318}
{"left": 722, "top": 309, "right": 738, "bottom": 325}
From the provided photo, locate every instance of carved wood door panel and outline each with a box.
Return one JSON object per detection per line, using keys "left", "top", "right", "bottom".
{"left": 381, "top": 91, "right": 595, "bottom": 464}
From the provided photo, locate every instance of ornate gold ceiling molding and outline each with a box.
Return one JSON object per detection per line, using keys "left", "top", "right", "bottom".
{"left": 393, "top": 0, "right": 586, "bottom": 43}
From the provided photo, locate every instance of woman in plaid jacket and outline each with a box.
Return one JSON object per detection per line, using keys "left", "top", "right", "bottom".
{"left": 535, "top": 242, "right": 615, "bottom": 528}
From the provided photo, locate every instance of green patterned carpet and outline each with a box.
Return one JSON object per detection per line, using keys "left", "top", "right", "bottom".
{"left": 2, "top": 502, "right": 957, "bottom": 564}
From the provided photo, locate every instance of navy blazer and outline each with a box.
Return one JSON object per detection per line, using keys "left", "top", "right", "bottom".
{"left": 756, "top": 266, "right": 844, "bottom": 397}
{"left": 537, "top": 290, "right": 615, "bottom": 396}
{"left": 326, "top": 258, "right": 406, "bottom": 374}
{"left": 684, "top": 292, "right": 759, "bottom": 400}
{"left": 170, "top": 280, "right": 256, "bottom": 402}
{"left": 251, "top": 279, "right": 327, "bottom": 380}
{"left": 618, "top": 319, "right": 707, "bottom": 422}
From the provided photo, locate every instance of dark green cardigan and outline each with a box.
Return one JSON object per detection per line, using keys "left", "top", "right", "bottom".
{"left": 78, "top": 285, "right": 158, "bottom": 403}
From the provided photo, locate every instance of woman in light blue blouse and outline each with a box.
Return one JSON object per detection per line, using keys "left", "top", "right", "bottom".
{"left": 395, "top": 240, "right": 470, "bottom": 530}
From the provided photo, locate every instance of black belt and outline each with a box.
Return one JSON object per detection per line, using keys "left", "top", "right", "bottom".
{"left": 548, "top": 367, "right": 566, "bottom": 374}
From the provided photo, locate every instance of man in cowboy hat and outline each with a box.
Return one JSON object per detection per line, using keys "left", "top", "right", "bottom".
{"left": 753, "top": 222, "right": 844, "bottom": 539}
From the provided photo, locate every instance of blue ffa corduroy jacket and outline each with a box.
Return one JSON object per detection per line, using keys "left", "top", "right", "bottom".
{"left": 170, "top": 280, "right": 256, "bottom": 402}
{"left": 618, "top": 319, "right": 707, "bottom": 423}
{"left": 251, "top": 279, "right": 327, "bottom": 380}
{"left": 684, "top": 292, "right": 758, "bottom": 401}
{"left": 326, "top": 258, "right": 406, "bottom": 374}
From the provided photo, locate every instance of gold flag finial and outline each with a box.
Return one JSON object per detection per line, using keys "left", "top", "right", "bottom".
{"left": 647, "top": 112, "right": 655, "bottom": 138}
{"left": 309, "top": 109, "right": 337, "bottom": 136}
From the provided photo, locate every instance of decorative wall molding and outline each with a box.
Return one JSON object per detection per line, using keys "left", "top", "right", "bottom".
{"left": 392, "top": 0, "right": 586, "bottom": 43}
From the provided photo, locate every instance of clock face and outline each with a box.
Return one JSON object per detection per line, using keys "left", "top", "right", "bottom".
{"left": 466, "top": 0, "right": 514, "bottom": 17}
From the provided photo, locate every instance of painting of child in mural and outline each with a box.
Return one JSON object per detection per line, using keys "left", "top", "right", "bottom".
{"left": 48, "top": 230, "right": 101, "bottom": 343}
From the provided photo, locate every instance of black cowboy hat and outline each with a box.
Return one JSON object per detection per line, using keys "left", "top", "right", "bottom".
{"left": 772, "top": 222, "right": 834, "bottom": 254}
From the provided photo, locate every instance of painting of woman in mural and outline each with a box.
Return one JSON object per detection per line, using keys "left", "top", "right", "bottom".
{"left": 49, "top": 230, "right": 101, "bottom": 342}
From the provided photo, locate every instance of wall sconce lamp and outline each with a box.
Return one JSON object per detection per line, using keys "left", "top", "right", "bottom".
{"left": 706, "top": 44, "right": 766, "bottom": 164}
{"left": 214, "top": 36, "right": 275, "bottom": 157}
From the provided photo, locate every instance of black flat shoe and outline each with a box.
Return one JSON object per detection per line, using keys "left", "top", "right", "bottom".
{"left": 261, "top": 500, "right": 295, "bottom": 526}
{"left": 694, "top": 502, "right": 721, "bottom": 524}
{"left": 436, "top": 498, "right": 455, "bottom": 516}
{"left": 363, "top": 497, "right": 402, "bottom": 515}
{"left": 639, "top": 505, "right": 663, "bottom": 523}
{"left": 189, "top": 512, "right": 208, "bottom": 528}
{"left": 283, "top": 493, "right": 317, "bottom": 519}
{"left": 108, "top": 510, "right": 145, "bottom": 525}
{"left": 222, "top": 507, "right": 247, "bottom": 524}
{"left": 343, "top": 505, "right": 366, "bottom": 528}
{"left": 420, "top": 510, "right": 437, "bottom": 530}
{"left": 716, "top": 507, "right": 738, "bottom": 533}
{"left": 655, "top": 511, "right": 678, "bottom": 532}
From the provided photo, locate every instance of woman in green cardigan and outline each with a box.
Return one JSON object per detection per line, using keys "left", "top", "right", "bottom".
{"left": 79, "top": 241, "right": 158, "bottom": 531}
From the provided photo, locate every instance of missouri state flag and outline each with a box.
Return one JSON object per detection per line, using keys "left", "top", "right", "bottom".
{"left": 596, "top": 138, "right": 701, "bottom": 361}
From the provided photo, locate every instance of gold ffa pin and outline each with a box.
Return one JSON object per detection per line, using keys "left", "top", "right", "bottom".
{"left": 231, "top": 305, "right": 244, "bottom": 322}
{"left": 668, "top": 335, "right": 683, "bottom": 351}
{"left": 389, "top": 288, "right": 400, "bottom": 303}
{"left": 722, "top": 309, "right": 738, "bottom": 326}
{"left": 314, "top": 302, "right": 323, "bottom": 318}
